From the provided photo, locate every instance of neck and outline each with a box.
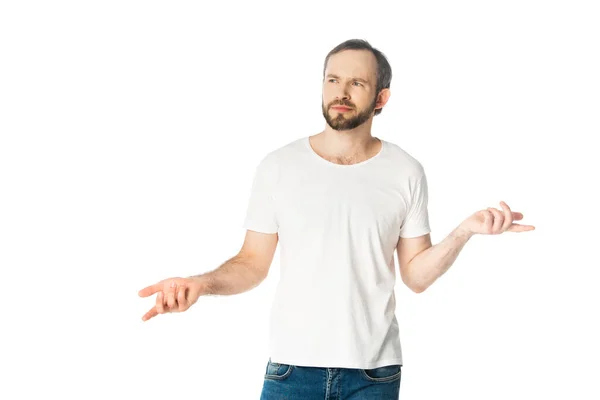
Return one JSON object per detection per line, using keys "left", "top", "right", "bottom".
{"left": 312, "top": 120, "right": 380, "bottom": 163}
{"left": 320, "top": 119, "right": 375, "bottom": 152}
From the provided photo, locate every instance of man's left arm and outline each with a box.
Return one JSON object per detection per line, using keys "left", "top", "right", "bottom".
{"left": 397, "top": 201, "right": 535, "bottom": 293}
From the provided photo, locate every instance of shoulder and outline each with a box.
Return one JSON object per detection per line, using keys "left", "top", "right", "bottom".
{"left": 256, "top": 137, "right": 308, "bottom": 167}
{"left": 382, "top": 140, "right": 426, "bottom": 177}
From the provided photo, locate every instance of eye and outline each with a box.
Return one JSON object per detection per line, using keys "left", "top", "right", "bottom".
{"left": 328, "top": 78, "right": 337, "bottom": 83}
{"left": 353, "top": 81, "right": 363, "bottom": 87}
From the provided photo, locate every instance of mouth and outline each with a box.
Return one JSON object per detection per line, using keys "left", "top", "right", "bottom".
{"left": 331, "top": 106, "right": 353, "bottom": 112}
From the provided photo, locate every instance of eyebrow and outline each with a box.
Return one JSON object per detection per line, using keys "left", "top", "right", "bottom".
{"left": 326, "top": 74, "right": 369, "bottom": 84}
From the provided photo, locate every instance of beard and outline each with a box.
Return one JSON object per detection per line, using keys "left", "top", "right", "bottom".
{"left": 322, "top": 95, "right": 378, "bottom": 131}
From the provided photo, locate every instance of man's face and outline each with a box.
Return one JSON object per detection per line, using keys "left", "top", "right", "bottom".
{"left": 322, "top": 49, "right": 379, "bottom": 131}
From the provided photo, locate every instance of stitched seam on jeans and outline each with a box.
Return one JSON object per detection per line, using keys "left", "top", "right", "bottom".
{"left": 264, "top": 365, "right": 294, "bottom": 380}
{"left": 359, "top": 367, "right": 401, "bottom": 382}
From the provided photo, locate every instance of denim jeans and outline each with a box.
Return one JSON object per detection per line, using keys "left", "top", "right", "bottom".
{"left": 260, "top": 358, "right": 401, "bottom": 399}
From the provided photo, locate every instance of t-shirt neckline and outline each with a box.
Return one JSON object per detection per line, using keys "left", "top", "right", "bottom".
{"left": 304, "top": 136, "right": 386, "bottom": 168}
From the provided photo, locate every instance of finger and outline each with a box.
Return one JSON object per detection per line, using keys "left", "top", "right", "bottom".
{"left": 512, "top": 212, "right": 524, "bottom": 220}
{"left": 142, "top": 306, "right": 158, "bottom": 321}
{"left": 507, "top": 224, "right": 536, "bottom": 232}
{"left": 156, "top": 291, "right": 165, "bottom": 314}
{"left": 482, "top": 210, "right": 494, "bottom": 233}
{"left": 165, "top": 281, "right": 177, "bottom": 311}
{"left": 177, "top": 286, "right": 188, "bottom": 311}
{"left": 138, "top": 283, "right": 161, "bottom": 298}
{"left": 487, "top": 208, "right": 504, "bottom": 233}
{"left": 166, "top": 290, "right": 177, "bottom": 311}
{"left": 499, "top": 201, "right": 513, "bottom": 231}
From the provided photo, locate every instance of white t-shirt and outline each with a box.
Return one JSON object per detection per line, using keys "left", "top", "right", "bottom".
{"left": 243, "top": 136, "right": 431, "bottom": 369}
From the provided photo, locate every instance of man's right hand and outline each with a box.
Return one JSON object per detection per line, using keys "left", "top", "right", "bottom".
{"left": 138, "top": 277, "right": 205, "bottom": 321}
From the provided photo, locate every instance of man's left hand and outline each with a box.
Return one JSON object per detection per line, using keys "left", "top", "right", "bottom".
{"left": 460, "top": 201, "right": 535, "bottom": 235}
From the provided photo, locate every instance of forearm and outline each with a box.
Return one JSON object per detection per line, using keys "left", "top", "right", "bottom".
{"left": 191, "top": 253, "right": 265, "bottom": 296}
{"left": 408, "top": 225, "right": 474, "bottom": 292}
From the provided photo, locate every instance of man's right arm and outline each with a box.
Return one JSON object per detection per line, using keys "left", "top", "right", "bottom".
{"left": 191, "top": 229, "right": 278, "bottom": 296}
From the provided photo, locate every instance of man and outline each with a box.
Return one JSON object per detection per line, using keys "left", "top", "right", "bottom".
{"left": 138, "top": 39, "right": 535, "bottom": 399}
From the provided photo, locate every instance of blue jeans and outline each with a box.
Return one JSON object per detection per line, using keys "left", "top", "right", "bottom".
{"left": 260, "top": 358, "right": 401, "bottom": 399}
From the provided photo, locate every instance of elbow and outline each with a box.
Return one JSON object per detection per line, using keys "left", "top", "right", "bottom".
{"left": 409, "top": 277, "right": 427, "bottom": 294}
{"left": 412, "top": 284, "right": 426, "bottom": 294}
{"left": 238, "top": 251, "right": 269, "bottom": 280}
{"left": 403, "top": 275, "right": 426, "bottom": 294}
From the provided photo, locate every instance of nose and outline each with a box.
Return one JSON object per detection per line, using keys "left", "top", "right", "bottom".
{"left": 336, "top": 90, "right": 350, "bottom": 101}
{"left": 334, "top": 83, "right": 351, "bottom": 101}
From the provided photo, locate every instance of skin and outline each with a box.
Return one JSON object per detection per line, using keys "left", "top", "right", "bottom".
{"left": 311, "top": 49, "right": 391, "bottom": 164}
{"left": 397, "top": 201, "right": 535, "bottom": 293}
{"left": 138, "top": 49, "right": 535, "bottom": 321}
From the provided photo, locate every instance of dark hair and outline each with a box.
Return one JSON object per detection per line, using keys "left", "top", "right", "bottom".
{"left": 323, "top": 39, "right": 392, "bottom": 116}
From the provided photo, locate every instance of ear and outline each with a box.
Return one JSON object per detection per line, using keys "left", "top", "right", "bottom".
{"left": 375, "top": 88, "right": 391, "bottom": 111}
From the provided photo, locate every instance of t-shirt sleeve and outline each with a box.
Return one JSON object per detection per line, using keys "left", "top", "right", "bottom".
{"left": 242, "top": 155, "right": 279, "bottom": 234}
{"left": 399, "top": 171, "right": 431, "bottom": 238}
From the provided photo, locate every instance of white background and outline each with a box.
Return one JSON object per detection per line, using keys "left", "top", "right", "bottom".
{"left": 1, "top": 1, "right": 599, "bottom": 399}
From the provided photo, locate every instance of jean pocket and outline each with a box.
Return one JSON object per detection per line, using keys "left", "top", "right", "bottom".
{"left": 264, "top": 358, "right": 294, "bottom": 381}
{"left": 360, "top": 364, "right": 402, "bottom": 382}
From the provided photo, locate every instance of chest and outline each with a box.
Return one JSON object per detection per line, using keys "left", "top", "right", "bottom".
{"left": 273, "top": 170, "right": 409, "bottom": 238}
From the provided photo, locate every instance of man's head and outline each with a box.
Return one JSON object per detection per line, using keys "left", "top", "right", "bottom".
{"left": 321, "top": 39, "right": 392, "bottom": 131}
